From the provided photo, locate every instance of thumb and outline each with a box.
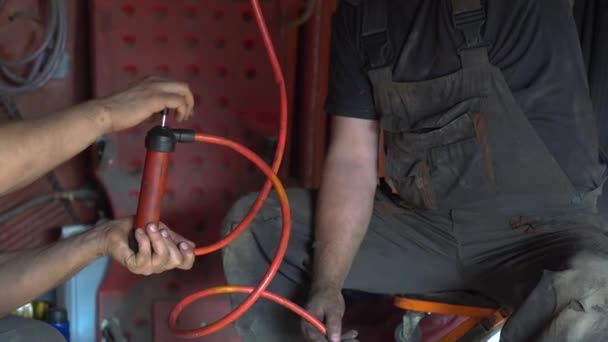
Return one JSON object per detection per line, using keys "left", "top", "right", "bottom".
{"left": 326, "top": 310, "right": 343, "bottom": 342}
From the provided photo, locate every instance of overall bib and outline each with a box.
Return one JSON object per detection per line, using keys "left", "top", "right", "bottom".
{"left": 363, "top": 0, "right": 596, "bottom": 216}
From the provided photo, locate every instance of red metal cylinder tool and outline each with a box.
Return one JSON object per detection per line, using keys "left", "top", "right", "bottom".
{"left": 130, "top": 113, "right": 178, "bottom": 252}
{"left": 134, "top": 150, "right": 171, "bottom": 228}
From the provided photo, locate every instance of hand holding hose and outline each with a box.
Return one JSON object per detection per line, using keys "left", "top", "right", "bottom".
{"left": 302, "top": 287, "right": 359, "bottom": 342}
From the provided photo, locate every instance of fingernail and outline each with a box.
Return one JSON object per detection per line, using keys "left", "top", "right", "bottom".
{"left": 147, "top": 224, "right": 157, "bottom": 233}
{"left": 160, "top": 230, "right": 169, "bottom": 238}
{"left": 136, "top": 228, "right": 144, "bottom": 236}
{"left": 180, "top": 242, "right": 189, "bottom": 250}
{"left": 331, "top": 335, "right": 340, "bottom": 342}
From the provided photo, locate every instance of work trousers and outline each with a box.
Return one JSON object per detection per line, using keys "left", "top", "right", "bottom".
{"left": 222, "top": 188, "right": 608, "bottom": 342}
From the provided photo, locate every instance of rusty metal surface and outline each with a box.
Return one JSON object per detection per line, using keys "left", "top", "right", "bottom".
{"left": 0, "top": 0, "right": 96, "bottom": 251}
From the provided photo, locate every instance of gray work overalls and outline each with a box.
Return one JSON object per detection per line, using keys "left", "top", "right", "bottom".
{"left": 221, "top": 1, "right": 608, "bottom": 341}
{"left": 362, "top": 0, "right": 608, "bottom": 340}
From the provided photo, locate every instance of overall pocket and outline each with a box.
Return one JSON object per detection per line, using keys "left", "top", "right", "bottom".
{"left": 382, "top": 101, "right": 495, "bottom": 209}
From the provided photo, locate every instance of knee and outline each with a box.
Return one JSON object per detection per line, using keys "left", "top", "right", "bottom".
{"left": 220, "top": 188, "right": 314, "bottom": 278}
{"left": 221, "top": 188, "right": 314, "bottom": 238}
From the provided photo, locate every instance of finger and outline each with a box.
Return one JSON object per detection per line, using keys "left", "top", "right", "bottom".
{"left": 152, "top": 93, "right": 189, "bottom": 121}
{"left": 147, "top": 223, "right": 169, "bottom": 272}
{"left": 157, "top": 223, "right": 196, "bottom": 248}
{"left": 302, "top": 309, "right": 325, "bottom": 341}
{"left": 302, "top": 323, "right": 326, "bottom": 342}
{"left": 167, "top": 230, "right": 196, "bottom": 249}
{"left": 177, "top": 242, "right": 195, "bottom": 270}
{"left": 341, "top": 330, "right": 358, "bottom": 340}
{"left": 326, "top": 311, "right": 343, "bottom": 342}
{"left": 113, "top": 240, "right": 136, "bottom": 270}
{"left": 160, "top": 229, "right": 184, "bottom": 269}
{"left": 155, "top": 81, "right": 195, "bottom": 117}
{"left": 132, "top": 228, "right": 152, "bottom": 273}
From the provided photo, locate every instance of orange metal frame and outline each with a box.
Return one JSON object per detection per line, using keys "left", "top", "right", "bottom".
{"left": 394, "top": 297, "right": 508, "bottom": 342}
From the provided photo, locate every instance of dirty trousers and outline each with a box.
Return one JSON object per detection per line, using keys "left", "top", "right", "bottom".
{"left": 221, "top": 188, "right": 608, "bottom": 342}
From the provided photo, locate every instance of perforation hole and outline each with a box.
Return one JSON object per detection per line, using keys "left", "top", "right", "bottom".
{"left": 185, "top": 64, "right": 200, "bottom": 78}
{"left": 214, "top": 9, "right": 225, "bottom": 20}
{"left": 122, "top": 4, "right": 135, "bottom": 17}
{"left": 156, "top": 34, "right": 169, "bottom": 46}
{"left": 128, "top": 159, "right": 143, "bottom": 174}
{"left": 247, "top": 163, "right": 256, "bottom": 175}
{"left": 123, "top": 64, "right": 138, "bottom": 76}
{"left": 166, "top": 280, "right": 181, "bottom": 293}
{"left": 243, "top": 38, "right": 255, "bottom": 51}
{"left": 218, "top": 96, "right": 230, "bottom": 108}
{"left": 215, "top": 38, "right": 226, "bottom": 49}
{"left": 184, "top": 5, "right": 197, "bottom": 20}
{"left": 133, "top": 317, "right": 149, "bottom": 328}
{"left": 216, "top": 66, "right": 227, "bottom": 79}
{"left": 242, "top": 9, "right": 254, "bottom": 22}
{"left": 155, "top": 64, "right": 169, "bottom": 76}
{"left": 223, "top": 188, "right": 234, "bottom": 202}
{"left": 191, "top": 187, "right": 205, "bottom": 202}
{"left": 193, "top": 93, "right": 202, "bottom": 106}
{"left": 152, "top": 5, "right": 168, "bottom": 19}
{"left": 164, "top": 189, "right": 176, "bottom": 206}
{"left": 122, "top": 34, "right": 136, "bottom": 47}
{"left": 222, "top": 159, "right": 232, "bottom": 170}
{"left": 185, "top": 34, "right": 199, "bottom": 48}
{"left": 244, "top": 67, "right": 257, "bottom": 80}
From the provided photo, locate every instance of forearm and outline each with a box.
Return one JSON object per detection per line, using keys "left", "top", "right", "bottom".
{"left": 0, "top": 227, "right": 105, "bottom": 316}
{"left": 312, "top": 156, "right": 377, "bottom": 290}
{"left": 0, "top": 100, "right": 109, "bottom": 195}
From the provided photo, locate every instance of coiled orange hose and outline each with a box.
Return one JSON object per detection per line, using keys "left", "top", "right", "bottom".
{"left": 168, "top": 0, "right": 327, "bottom": 339}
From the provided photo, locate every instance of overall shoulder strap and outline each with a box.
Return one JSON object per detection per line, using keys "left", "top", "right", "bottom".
{"left": 361, "top": 0, "right": 392, "bottom": 69}
{"left": 451, "top": 0, "right": 489, "bottom": 67}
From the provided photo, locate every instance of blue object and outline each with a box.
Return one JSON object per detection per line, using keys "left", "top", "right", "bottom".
{"left": 46, "top": 307, "right": 70, "bottom": 341}
{"left": 49, "top": 322, "right": 70, "bottom": 341}
{"left": 57, "top": 225, "right": 110, "bottom": 342}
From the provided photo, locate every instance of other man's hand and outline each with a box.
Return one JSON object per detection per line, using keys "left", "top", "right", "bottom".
{"left": 94, "top": 76, "right": 195, "bottom": 133}
{"left": 98, "top": 218, "right": 196, "bottom": 275}
{"left": 302, "top": 286, "right": 359, "bottom": 342}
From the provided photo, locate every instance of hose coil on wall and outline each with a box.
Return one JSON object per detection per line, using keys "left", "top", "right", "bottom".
{"left": 0, "top": 0, "right": 67, "bottom": 96}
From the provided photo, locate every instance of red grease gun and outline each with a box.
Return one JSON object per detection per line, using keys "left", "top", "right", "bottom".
{"left": 129, "top": 109, "right": 194, "bottom": 252}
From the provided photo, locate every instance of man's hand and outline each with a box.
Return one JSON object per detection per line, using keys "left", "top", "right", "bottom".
{"left": 302, "top": 286, "right": 359, "bottom": 342}
{"left": 94, "top": 76, "right": 195, "bottom": 133}
{"left": 99, "top": 218, "right": 196, "bottom": 275}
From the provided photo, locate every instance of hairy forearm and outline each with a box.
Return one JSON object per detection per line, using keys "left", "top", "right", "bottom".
{"left": 312, "top": 155, "right": 377, "bottom": 290}
{"left": 0, "top": 228, "right": 105, "bottom": 316}
{"left": 0, "top": 100, "right": 110, "bottom": 195}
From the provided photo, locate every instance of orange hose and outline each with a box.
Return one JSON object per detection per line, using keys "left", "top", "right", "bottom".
{"left": 169, "top": 134, "right": 325, "bottom": 338}
{"left": 168, "top": 0, "right": 327, "bottom": 338}
{"left": 193, "top": 0, "right": 287, "bottom": 256}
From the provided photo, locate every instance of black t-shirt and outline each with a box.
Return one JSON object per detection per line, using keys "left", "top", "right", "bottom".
{"left": 325, "top": 0, "right": 605, "bottom": 192}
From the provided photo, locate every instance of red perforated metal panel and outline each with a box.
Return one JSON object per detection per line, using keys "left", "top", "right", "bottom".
{"left": 91, "top": 1, "right": 300, "bottom": 340}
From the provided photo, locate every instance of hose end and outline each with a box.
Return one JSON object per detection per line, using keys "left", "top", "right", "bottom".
{"left": 173, "top": 129, "right": 196, "bottom": 143}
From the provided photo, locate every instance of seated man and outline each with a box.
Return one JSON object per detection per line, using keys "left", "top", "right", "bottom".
{"left": 0, "top": 77, "right": 196, "bottom": 341}
{"left": 222, "top": 0, "right": 608, "bottom": 341}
